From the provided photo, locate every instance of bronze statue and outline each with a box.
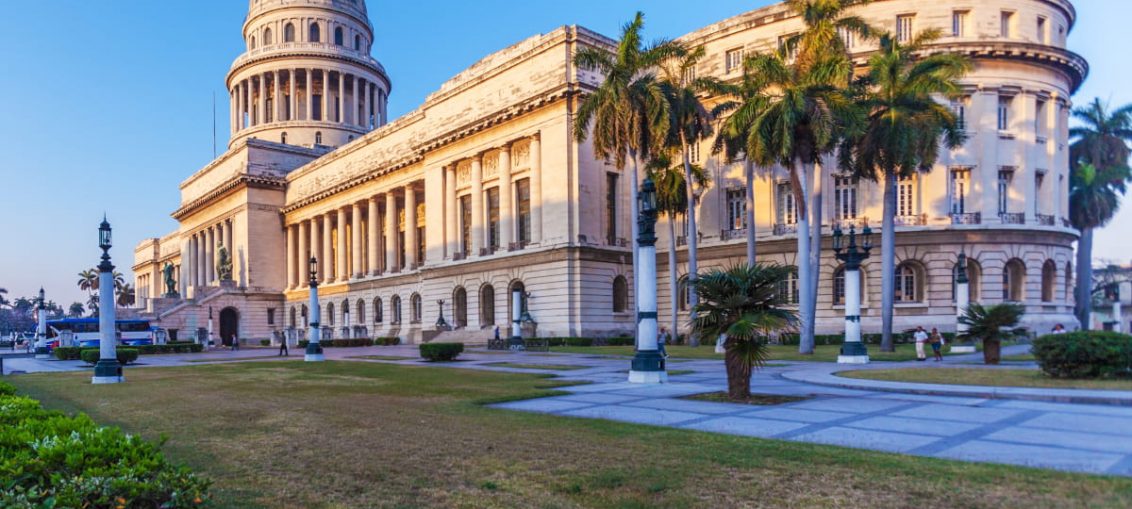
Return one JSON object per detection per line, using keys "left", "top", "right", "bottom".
{"left": 217, "top": 245, "right": 233, "bottom": 281}
{"left": 163, "top": 262, "right": 178, "bottom": 297}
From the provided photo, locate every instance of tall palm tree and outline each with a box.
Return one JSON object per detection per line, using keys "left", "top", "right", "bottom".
{"left": 116, "top": 283, "right": 136, "bottom": 309}
{"left": 659, "top": 45, "right": 717, "bottom": 346}
{"left": 574, "top": 12, "right": 674, "bottom": 329}
{"left": 689, "top": 263, "right": 798, "bottom": 400}
{"left": 648, "top": 155, "right": 709, "bottom": 343}
{"left": 77, "top": 269, "right": 99, "bottom": 296}
{"left": 1070, "top": 163, "right": 1131, "bottom": 328}
{"left": 86, "top": 294, "right": 99, "bottom": 317}
{"left": 839, "top": 30, "right": 969, "bottom": 352}
{"left": 68, "top": 302, "right": 85, "bottom": 318}
{"left": 111, "top": 270, "right": 126, "bottom": 293}
{"left": 1069, "top": 99, "right": 1132, "bottom": 328}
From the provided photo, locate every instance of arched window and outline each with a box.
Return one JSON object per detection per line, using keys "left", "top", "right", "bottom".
{"left": 390, "top": 296, "right": 401, "bottom": 324}
{"left": 833, "top": 266, "right": 866, "bottom": 306}
{"left": 249, "top": 36, "right": 256, "bottom": 50}
{"left": 895, "top": 262, "right": 924, "bottom": 303}
{"left": 281, "top": 132, "right": 287, "bottom": 144}
{"left": 1003, "top": 259, "right": 1026, "bottom": 302}
{"left": 284, "top": 23, "right": 295, "bottom": 43}
{"left": 354, "top": 34, "right": 362, "bottom": 51}
{"left": 341, "top": 299, "right": 350, "bottom": 325}
{"left": 315, "top": 132, "right": 322, "bottom": 145}
{"left": 309, "top": 23, "right": 321, "bottom": 43}
{"left": 1041, "top": 260, "right": 1057, "bottom": 302}
{"left": 778, "top": 268, "right": 800, "bottom": 305}
{"left": 327, "top": 302, "right": 335, "bottom": 326}
{"left": 480, "top": 285, "right": 495, "bottom": 326}
{"left": 612, "top": 276, "right": 629, "bottom": 312}
{"left": 263, "top": 28, "right": 273, "bottom": 45}
{"left": 508, "top": 281, "right": 529, "bottom": 321}
{"left": 334, "top": 27, "right": 344, "bottom": 46}
{"left": 410, "top": 294, "right": 422, "bottom": 323}
{"left": 678, "top": 278, "right": 690, "bottom": 311}
{"left": 356, "top": 298, "right": 366, "bottom": 324}
{"left": 301, "top": 304, "right": 308, "bottom": 323}
{"left": 373, "top": 297, "right": 383, "bottom": 323}
{"left": 1065, "top": 262, "right": 1073, "bottom": 303}
{"left": 453, "top": 287, "right": 467, "bottom": 328}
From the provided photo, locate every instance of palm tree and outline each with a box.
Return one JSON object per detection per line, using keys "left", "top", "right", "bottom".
{"left": 1069, "top": 99, "right": 1132, "bottom": 328}
{"left": 86, "top": 294, "right": 100, "bottom": 317}
{"left": 68, "top": 302, "right": 85, "bottom": 318}
{"left": 116, "top": 283, "right": 136, "bottom": 309}
{"left": 659, "top": 45, "right": 717, "bottom": 346}
{"left": 0, "top": 287, "right": 8, "bottom": 308}
{"left": 111, "top": 270, "right": 126, "bottom": 292}
{"left": 957, "top": 303, "right": 1027, "bottom": 365}
{"left": 839, "top": 30, "right": 969, "bottom": 352}
{"left": 648, "top": 155, "right": 709, "bottom": 343}
{"left": 1070, "top": 163, "right": 1131, "bottom": 328}
{"left": 689, "top": 263, "right": 798, "bottom": 400}
{"left": 77, "top": 269, "right": 99, "bottom": 296}
{"left": 574, "top": 12, "right": 675, "bottom": 328}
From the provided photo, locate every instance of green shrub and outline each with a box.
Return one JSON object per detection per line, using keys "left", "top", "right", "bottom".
{"left": 320, "top": 338, "right": 371, "bottom": 348}
{"left": 0, "top": 381, "right": 14, "bottom": 396}
{"left": 604, "top": 336, "right": 635, "bottom": 346}
{"left": 298, "top": 340, "right": 310, "bottom": 349}
{"left": 0, "top": 391, "right": 210, "bottom": 507}
{"left": 420, "top": 342, "right": 464, "bottom": 361}
{"left": 79, "top": 348, "right": 140, "bottom": 365}
{"left": 1032, "top": 331, "right": 1132, "bottom": 379}
{"left": 53, "top": 346, "right": 83, "bottom": 361}
{"left": 260, "top": 339, "right": 271, "bottom": 346}
{"left": 376, "top": 336, "right": 400, "bottom": 346}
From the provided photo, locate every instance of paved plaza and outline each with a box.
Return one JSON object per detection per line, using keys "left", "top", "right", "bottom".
{"left": 4, "top": 344, "right": 1132, "bottom": 477}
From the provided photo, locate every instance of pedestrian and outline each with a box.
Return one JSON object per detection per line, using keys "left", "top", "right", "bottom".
{"left": 929, "top": 327, "right": 944, "bottom": 362}
{"left": 279, "top": 336, "right": 289, "bottom": 357}
{"left": 1051, "top": 323, "right": 1067, "bottom": 335}
{"left": 913, "top": 326, "right": 929, "bottom": 361}
{"left": 494, "top": 325, "right": 500, "bottom": 341}
{"left": 657, "top": 327, "right": 669, "bottom": 359}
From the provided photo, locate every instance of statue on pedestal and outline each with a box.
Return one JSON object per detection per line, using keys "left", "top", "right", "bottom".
{"left": 216, "top": 245, "right": 233, "bottom": 281}
{"left": 163, "top": 262, "right": 179, "bottom": 298}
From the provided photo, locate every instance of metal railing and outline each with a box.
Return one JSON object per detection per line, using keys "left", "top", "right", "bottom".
{"left": 951, "top": 212, "right": 982, "bottom": 225}
{"left": 773, "top": 223, "right": 798, "bottom": 235}
{"left": 721, "top": 228, "right": 747, "bottom": 241}
{"left": 1000, "top": 212, "right": 1025, "bottom": 225}
{"left": 894, "top": 214, "right": 927, "bottom": 226}
{"left": 1036, "top": 214, "right": 1056, "bottom": 226}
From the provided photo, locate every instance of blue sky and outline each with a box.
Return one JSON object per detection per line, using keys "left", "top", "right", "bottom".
{"left": 0, "top": 0, "right": 1128, "bottom": 306}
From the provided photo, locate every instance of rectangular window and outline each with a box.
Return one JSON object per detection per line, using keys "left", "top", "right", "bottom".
{"left": 267, "top": 308, "right": 276, "bottom": 326}
{"left": 606, "top": 173, "right": 619, "bottom": 245}
{"left": 950, "top": 168, "right": 970, "bottom": 214}
{"left": 683, "top": 65, "right": 697, "bottom": 85}
{"left": 1034, "top": 173, "right": 1045, "bottom": 215}
{"left": 952, "top": 10, "right": 968, "bottom": 37}
{"left": 313, "top": 94, "right": 323, "bottom": 121}
{"left": 688, "top": 142, "right": 700, "bottom": 164}
{"left": 838, "top": 26, "right": 855, "bottom": 49}
{"left": 896, "top": 15, "right": 915, "bottom": 43}
{"left": 459, "top": 195, "right": 471, "bottom": 255}
{"left": 1035, "top": 98, "right": 1047, "bottom": 137}
{"left": 725, "top": 48, "right": 744, "bottom": 73}
{"left": 1001, "top": 11, "right": 1015, "bottom": 38}
{"left": 777, "top": 36, "right": 798, "bottom": 62}
{"left": 487, "top": 187, "right": 500, "bottom": 252}
{"left": 897, "top": 176, "right": 915, "bottom": 217}
{"left": 1037, "top": 16, "right": 1048, "bottom": 44}
{"left": 998, "top": 169, "right": 1014, "bottom": 215}
{"left": 998, "top": 95, "right": 1012, "bottom": 131}
{"left": 953, "top": 95, "right": 970, "bottom": 131}
{"left": 726, "top": 188, "right": 747, "bottom": 230}
{"left": 834, "top": 176, "right": 858, "bottom": 221}
{"left": 777, "top": 182, "right": 796, "bottom": 225}
{"left": 516, "top": 178, "right": 531, "bottom": 244}
{"left": 416, "top": 226, "right": 425, "bottom": 265}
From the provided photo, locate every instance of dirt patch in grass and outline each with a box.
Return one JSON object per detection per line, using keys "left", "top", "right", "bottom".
{"left": 838, "top": 367, "right": 1132, "bottom": 390}
{"left": 685, "top": 391, "right": 809, "bottom": 406}
{"left": 8, "top": 361, "right": 1132, "bottom": 508}
{"left": 482, "top": 362, "right": 587, "bottom": 371}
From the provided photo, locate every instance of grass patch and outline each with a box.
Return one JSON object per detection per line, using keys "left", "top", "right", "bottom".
{"left": 7, "top": 362, "right": 1132, "bottom": 508}
{"left": 684, "top": 392, "right": 809, "bottom": 406}
{"left": 838, "top": 368, "right": 1132, "bottom": 390}
{"left": 482, "top": 362, "right": 587, "bottom": 371}
{"left": 185, "top": 355, "right": 291, "bottom": 363}
{"left": 349, "top": 355, "right": 416, "bottom": 361}
{"left": 1002, "top": 353, "right": 1036, "bottom": 362}
{"left": 550, "top": 344, "right": 963, "bottom": 362}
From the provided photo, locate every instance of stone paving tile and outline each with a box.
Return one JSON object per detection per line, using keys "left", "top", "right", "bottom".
{"left": 890, "top": 403, "right": 1021, "bottom": 424}
{"left": 609, "top": 384, "right": 721, "bottom": 398}
{"left": 559, "top": 405, "right": 704, "bottom": 426}
{"left": 1016, "top": 413, "right": 1132, "bottom": 436}
{"left": 788, "top": 427, "right": 942, "bottom": 453}
{"left": 682, "top": 416, "right": 809, "bottom": 438}
{"left": 870, "top": 393, "right": 989, "bottom": 406}
{"left": 556, "top": 393, "right": 644, "bottom": 405}
{"left": 742, "top": 407, "right": 855, "bottom": 423}
{"left": 622, "top": 398, "right": 748, "bottom": 415}
{"left": 788, "top": 397, "right": 910, "bottom": 414}
{"left": 493, "top": 399, "right": 596, "bottom": 413}
{"left": 981, "top": 427, "right": 1132, "bottom": 454}
{"left": 934, "top": 440, "right": 1125, "bottom": 474}
{"left": 559, "top": 382, "right": 639, "bottom": 393}
{"left": 846, "top": 416, "right": 984, "bottom": 437}
{"left": 995, "top": 400, "right": 1132, "bottom": 418}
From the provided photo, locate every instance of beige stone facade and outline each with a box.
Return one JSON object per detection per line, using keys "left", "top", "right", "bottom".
{"left": 133, "top": 0, "right": 1086, "bottom": 344}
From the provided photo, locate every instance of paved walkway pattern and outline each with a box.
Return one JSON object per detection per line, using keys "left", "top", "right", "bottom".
{"left": 5, "top": 344, "right": 1132, "bottom": 477}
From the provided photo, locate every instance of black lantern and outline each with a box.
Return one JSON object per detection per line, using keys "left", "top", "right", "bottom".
{"left": 38, "top": 287, "right": 45, "bottom": 307}
{"left": 639, "top": 177, "right": 657, "bottom": 214}
{"left": 99, "top": 216, "right": 112, "bottom": 252}
{"left": 861, "top": 224, "right": 874, "bottom": 252}
{"left": 832, "top": 224, "right": 844, "bottom": 253}
{"left": 956, "top": 251, "right": 969, "bottom": 285}
{"left": 308, "top": 257, "right": 319, "bottom": 284}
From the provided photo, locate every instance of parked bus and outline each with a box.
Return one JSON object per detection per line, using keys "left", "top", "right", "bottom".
{"left": 46, "top": 318, "right": 163, "bottom": 349}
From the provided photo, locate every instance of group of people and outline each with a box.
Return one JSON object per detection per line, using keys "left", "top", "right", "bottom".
{"left": 912, "top": 326, "right": 945, "bottom": 362}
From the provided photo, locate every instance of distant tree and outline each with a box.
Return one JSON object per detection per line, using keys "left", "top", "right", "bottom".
{"left": 77, "top": 269, "right": 99, "bottom": 295}
{"left": 68, "top": 302, "right": 86, "bottom": 318}
{"left": 13, "top": 297, "right": 34, "bottom": 318}
{"left": 0, "top": 287, "right": 8, "bottom": 308}
{"left": 116, "top": 283, "right": 136, "bottom": 309}
{"left": 87, "top": 294, "right": 100, "bottom": 317}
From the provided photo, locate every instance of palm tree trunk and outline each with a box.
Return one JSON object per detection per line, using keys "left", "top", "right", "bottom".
{"left": 806, "top": 162, "right": 823, "bottom": 349}
{"left": 880, "top": 170, "right": 898, "bottom": 352}
{"left": 745, "top": 160, "right": 757, "bottom": 266}
{"left": 1076, "top": 227, "right": 1094, "bottom": 330}
{"left": 725, "top": 344, "right": 753, "bottom": 400}
{"left": 628, "top": 150, "right": 641, "bottom": 347}
{"left": 668, "top": 213, "right": 679, "bottom": 343}
{"left": 682, "top": 138, "right": 701, "bottom": 347}
{"left": 794, "top": 159, "right": 813, "bottom": 355}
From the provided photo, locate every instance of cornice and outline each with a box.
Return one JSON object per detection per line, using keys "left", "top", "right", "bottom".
{"left": 172, "top": 174, "right": 287, "bottom": 221}
{"left": 227, "top": 44, "right": 389, "bottom": 89}
{"left": 915, "top": 41, "right": 1088, "bottom": 94}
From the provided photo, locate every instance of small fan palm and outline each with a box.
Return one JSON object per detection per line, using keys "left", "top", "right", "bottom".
{"left": 957, "top": 303, "right": 1027, "bottom": 365}
{"left": 689, "top": 264, "right": 798, "bottom": 400}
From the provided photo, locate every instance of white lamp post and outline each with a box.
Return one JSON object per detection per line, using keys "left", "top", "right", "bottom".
{"left": 92, "top": 217, "right": 124, "bottom": 384}
{"left": 34, "top": 288, "right": 50, "bottom": 359}
{"left": 305, "top": 257, "right": 325, "bottom": 361}
{"left": 833, "top": 224, "right": 873, "bottom": 364}
{"left": 509, "top": 289, "right": 524, "bottom": 351}
{"left": 951, "top": 252, "right": 977, "bottom": 353}
{"left": 1112, "top": 284, "right": 1123, "bottom": 333}
{"left": 629, "top": 177, "right": 666, "bottom": 383}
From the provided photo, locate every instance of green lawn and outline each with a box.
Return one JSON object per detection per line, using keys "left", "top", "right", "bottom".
{"left": 8, "top": 362, "right": 1132, "bottom": 508}
{"left": 838, "top": 367, "right": 1132, "bottom": 390}
{"left": 551, "top": 343, "right": 957, "bottom": 362}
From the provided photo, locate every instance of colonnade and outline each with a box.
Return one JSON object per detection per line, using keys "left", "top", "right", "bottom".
{"left": 184, "top": 218, "right": 235, "bottom": 292}
{"left": 230, "top": 68, "right": 383, "bottom": 134}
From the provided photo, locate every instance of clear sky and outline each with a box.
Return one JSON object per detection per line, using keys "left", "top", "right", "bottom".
{"left": 0, "top": 0, "right": 1128, "bottom": 307}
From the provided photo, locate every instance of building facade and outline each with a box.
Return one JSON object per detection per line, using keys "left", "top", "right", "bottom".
{"left": 134, "top": 0, "right": 1087, "bottom": 344}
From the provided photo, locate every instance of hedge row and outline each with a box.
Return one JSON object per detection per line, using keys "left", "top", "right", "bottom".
{"left": 54, "top": 343, "right": 202, "bottom": 360}
{"left": 79, "top": 348, "right": 140, "bottom": 365}
{"left": 1032, "top": 331, "right": 1132, "bottom": 379}
{"left": 0, "top": 381, "right": 211, "bottom": 507}
{"left": 420, "top": 343, "right": 464, "bottom": 361}
{"left": 540, "top": 337, "right": 635, "bottom": 347}
{"left": 296, "top": 337, "right": 401, "bottom": 348}
{"left": 775, "top": 332, "right": 958, "bottom": 346}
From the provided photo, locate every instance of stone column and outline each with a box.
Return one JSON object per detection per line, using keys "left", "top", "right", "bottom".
{"left": 352, "top": 75, "right": 360, "bottom": 126}
{"left": 230, "top": 88, "right": 237, "bottom": 134}
{"left": 298, "top": 219, "right": 309, "bottom": 288}
{"left": 405, "top": 185, "right": 417, "bottom": 268}
{"left": 336, "top": 207, "right": 348, "bottom": 282}
{"left": 322, "top": 70, "right": 330, "bottom": 122}
{"left": 385, "top": 191, "right": 397, "bottom": 272}
{"left": 286, "top": 225, "right": 296, "bottom": 289}
{"left": 273, "top": 70, "right": 281, "bottom": 123}
{"left": 225, "top": 219, "right": 233, "bottom": 252}
{"left": 195, "top": 234, "right": 203, "bottom": 287}
{"left": 351, "top": 202, "right": 363, "bottom": 278}
{"left": 306, "top": 69, "right": 314, "bottom": 121}
{"left": 310, "top": 216, "right": 321, "bottom": 283}
{"left": 360, "top": 79, "right": 368, "bottom": 128}
{"left": 258, "top": 76, "right": 266, "bottom": 126}
{"left": 289, "top": 69, "right": 297, "bottom": 121}
{"left": 530, "top": 134, "right": 543, "bottom": 243}
{"left": 245, "top": 80, "right": 252, "bottom": 127}
{"left": 445, "top": 165, "right": 457, "bottom": 257}
{"left": 205, "top": 228, "right": 215, "bottom": 284}
{"left": 499, "top": 144, "right": 513, "bottom": 249}
{"left": 471, "top": 155, "right": 483, "bottom": 256}
{"left": 367, "top": 196, "right": 379, "bottom": 274}
{"left": 322, "top": 214, "right": 333, "bottom": 283}
{"left": 337, "top": 71, "right": 345, "bottom": 123}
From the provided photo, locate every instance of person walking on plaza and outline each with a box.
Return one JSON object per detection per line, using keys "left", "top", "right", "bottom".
{"left": 279, "top": 335, "right": 289, "bottom": 357}
{"left": 913, "top": 326, "right": 929, "bottom": 361}
{"left": 929, "top": 327, "right": 944, "bottom": 362}
{"left": 657, "top": 327, "right": 670, "bottom": 359}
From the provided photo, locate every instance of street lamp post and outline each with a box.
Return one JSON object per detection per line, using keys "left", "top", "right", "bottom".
{"left": 207, "top": 306, "right": 214, "bottom": 351}
{"left": 34, "top": 288, "right": 50, "bottom": 359}
{"left": 435, "top": 299, "right": 449, "bottom": 330}
{"left": 833, "top": 224, "right": 873, "bottom": 364}
{"left": 629, "top": 177, "right": 667, "bottom": 383}
{"left": 306, "top": 257, "right": 325, "bottom": 362}
{"left": 951, "top": 252, "right": 977, "bottom": 353}
{"left": 509, "top": 290, "right": 524, "bottom": 350}
{"left": 92, "top": 217, "right": 124, "bottom": 384}
{"left": 1112, "top": 284, "right": 1123, "bottom": 333}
